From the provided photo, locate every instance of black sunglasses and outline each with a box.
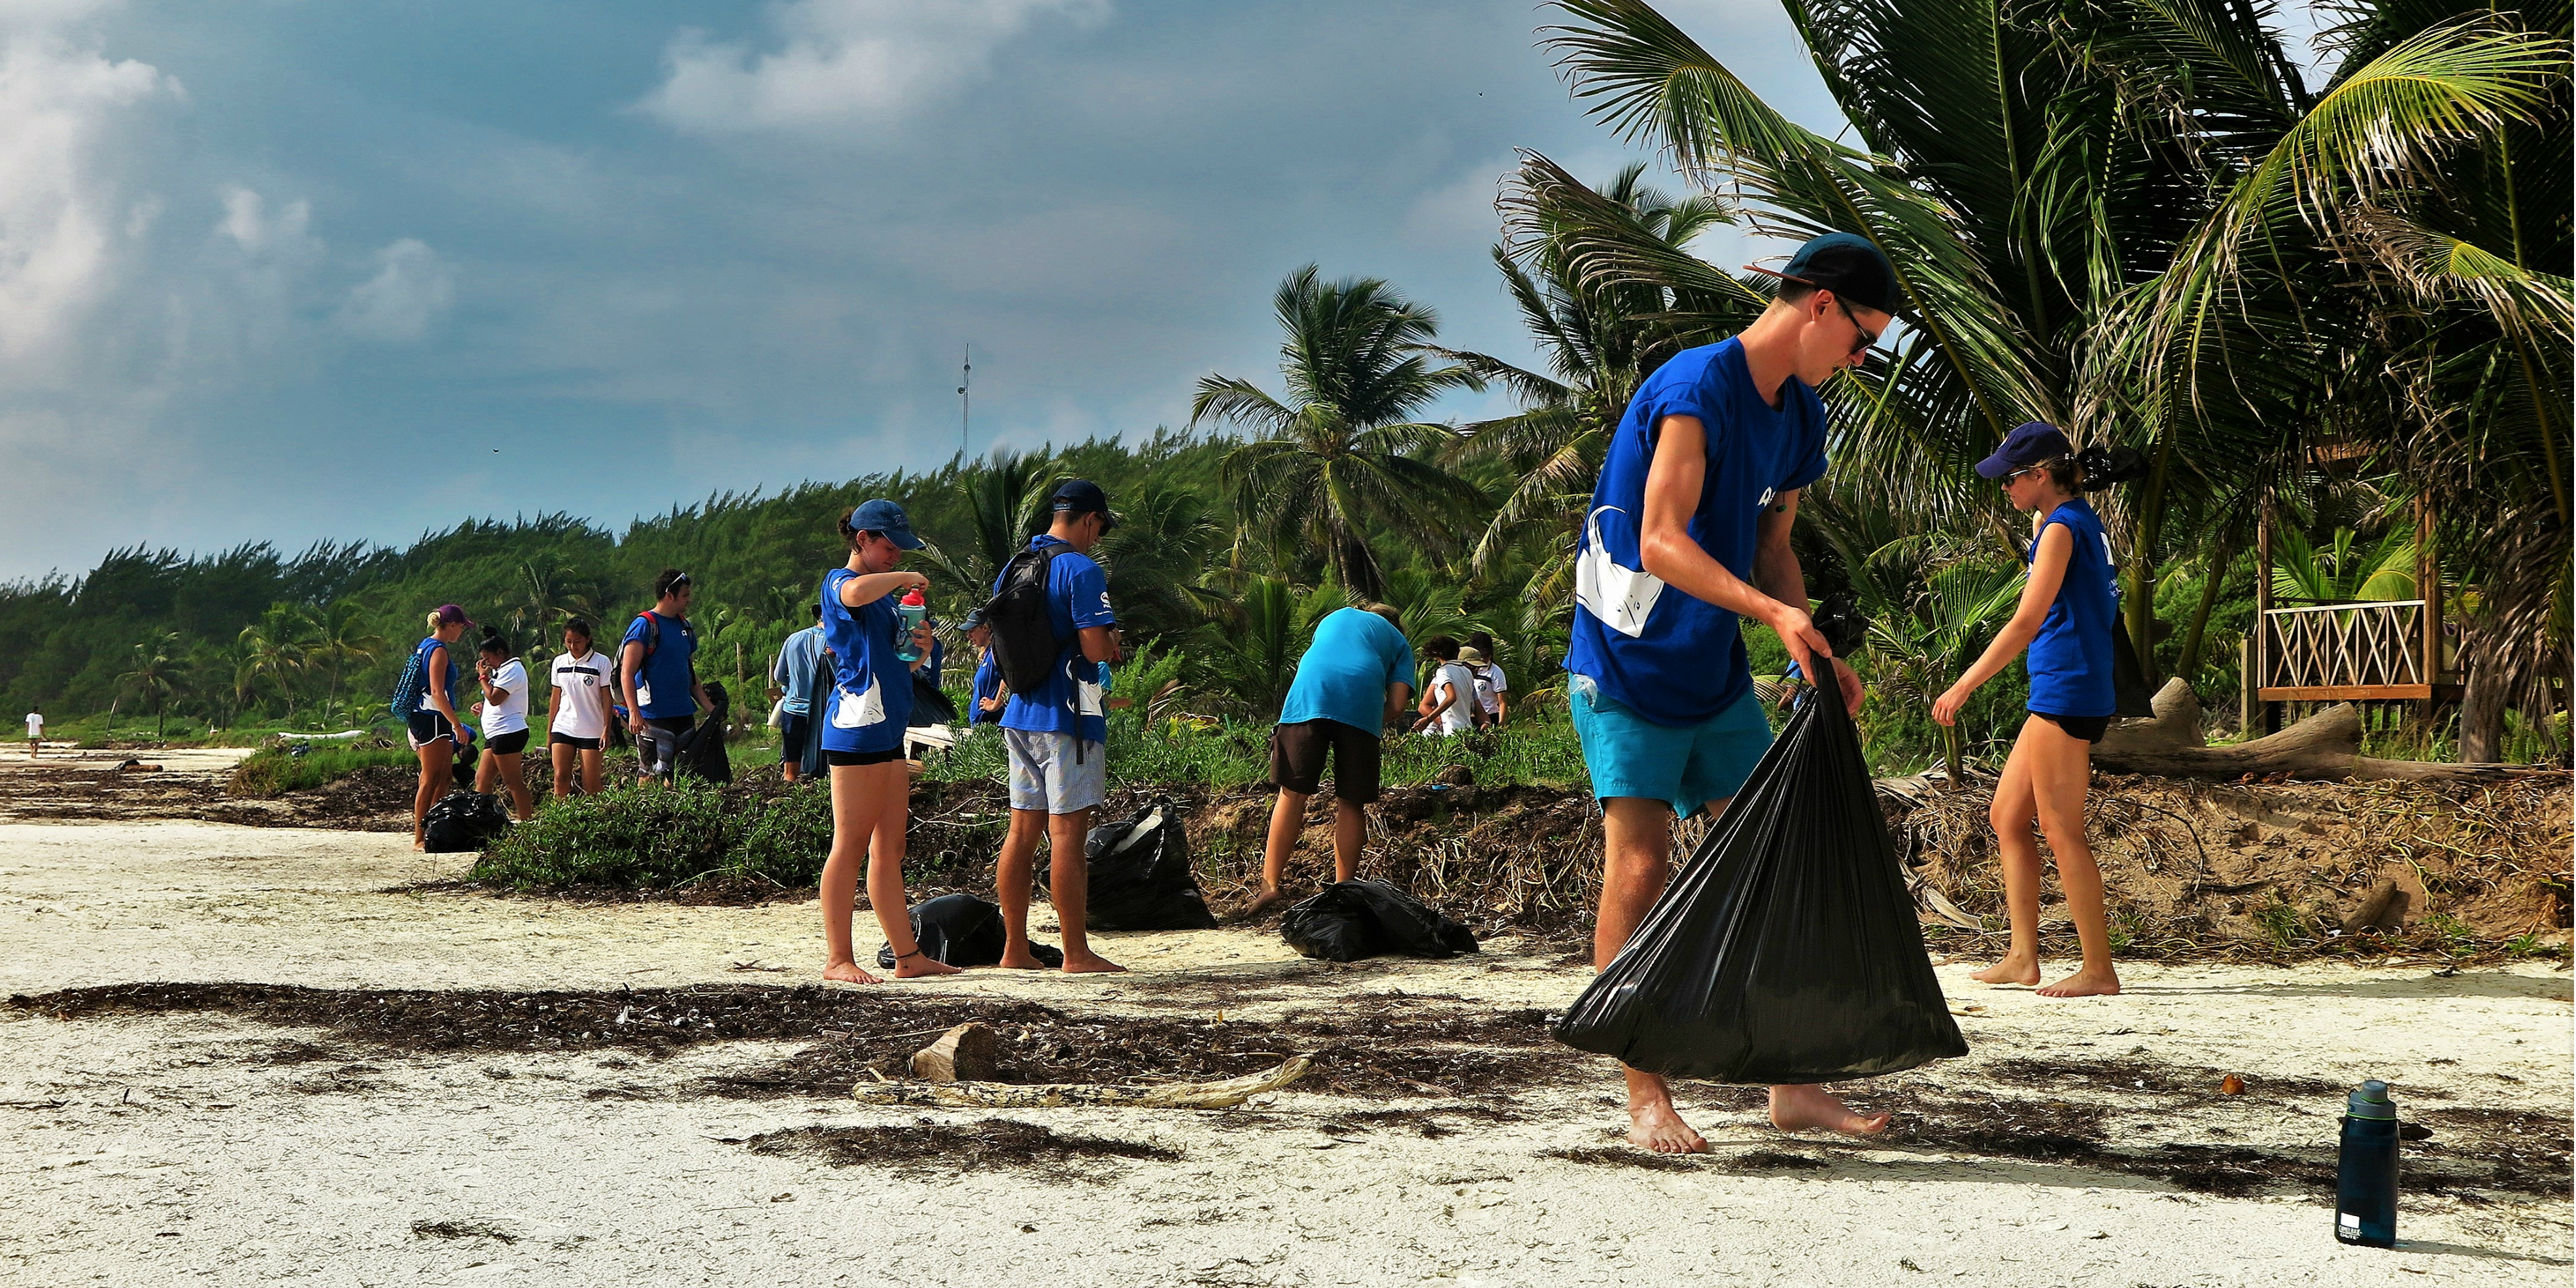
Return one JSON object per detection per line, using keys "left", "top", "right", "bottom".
{"left": 1834, "top": 298, "right": 1880, "bottom": 356}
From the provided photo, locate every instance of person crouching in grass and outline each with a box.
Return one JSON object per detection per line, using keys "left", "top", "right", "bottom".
{"left": 1934, "top": 421, "right": 2122, "bottom": 998}
{"left": 473, "top": 628, "right": 535, "bottom": 821}
{"left": 396, "top": 604, "right": 473, "bottom": 851}
{"left": 817, "top": 500, "right": 957, "bottom": 984}
{"left": 1241, "top": 603, "right": 1415, "bottom": 918}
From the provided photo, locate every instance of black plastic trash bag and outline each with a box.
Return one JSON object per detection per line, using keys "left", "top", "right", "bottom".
{"left": 422, "top": 790, "right": 511, "bottom": 853}
{"left": 1280, "top": 880, "right": 1479, "bottom": 962}
{"left": 674, "top": 682, "right": 734, "bottom": 785}
{"left": 908, "top": 673, "right": 957, "bottom": 728}
{"left": 1077, "top": 796, "right": 1218, "bottom": 930}
{"left": 872, "top": 893, "right": 1063, "bottom": 969}
{"left": 1551, "top": 692, "right": 1967, "bottom": 1084}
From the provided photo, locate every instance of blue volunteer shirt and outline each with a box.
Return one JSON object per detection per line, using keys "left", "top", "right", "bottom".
{"left": 1565, "top": 338, "right": 1830, "bottom": 727}
{"left": 2025, "top": 498, "right": 2120, "bottom": 719}
{"left": 1279, "top": 608, "right": 1416, "bottom": 736}
{"left": 621, "top": 611, "right": 700, "bottom": 719}
{"left": 996, "top": 535, "right": 1116, "bottom": 745}
{"left": 818, "top": 569, "right": 914, "bottom": 754}
{"left": 772, "top": 624, "right": 825, "bottom": 717}
{"left": 969, "top": 652, "right": 1003, "bottom": 726}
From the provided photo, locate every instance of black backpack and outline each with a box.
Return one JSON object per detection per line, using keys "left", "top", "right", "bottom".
{"left": 984, "top": 545, "right": 1065, "bottom": 695}
{"left": 422, "top": 790, "right": 511, "bottom": 853}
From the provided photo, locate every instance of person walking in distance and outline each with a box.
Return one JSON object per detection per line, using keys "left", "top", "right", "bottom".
{"left": 473, "top": 629, "right": 535, "bottom": 821}
{"left": 772, "top": 603, "right": 825, "bottom": 783}
{"left": 1241, "top": 603, "right": 1414, "bottom": 918}
{"left": 991, "top": 480, "right": 1125, "bottom": 974}
{"left": 1934, "top": 422, "right": 2123, "bottom": 999}
{"left": 547, "top": 619, "right": 613, "bottom": 798}
{"left": 1566, "top": 232, "right": 1887, "bottom": 1152}
{"left": 620, "top": 570, "right": 712, "bottom": 783}
{"left": 22, "top": 708, "right": 39, "bottom": 758}
{"left": 816, "top": 500, "right": 956, "bottom": 983}
{"left": 394, "top": 605, "right": 474, "bottom": 851}
{"left": 1465, "top": 631, "right": 1511, "bottom": 728}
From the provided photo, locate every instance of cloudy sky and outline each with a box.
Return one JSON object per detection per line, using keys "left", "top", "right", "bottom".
{"left": 0, "top": 1, "right": 2320, "bottom": 581}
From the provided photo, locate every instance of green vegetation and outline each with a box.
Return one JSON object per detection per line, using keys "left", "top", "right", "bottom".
{"left": 472, "top": 780, "right": 747, "bottom": 891}
{"left": 228, "top": 745, "right": 422, "bottom": 798}
{"left": 3, "top": 0, "right": 2563, "bottom": 776}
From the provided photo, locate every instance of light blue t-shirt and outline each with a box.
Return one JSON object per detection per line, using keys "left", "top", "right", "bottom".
{"left": 772, "top": 624, "right": 825, "bottom": 717}
{"left": 620, "top": 611, "right": 699, "bottom": 720}
{"left": 1564, "top": 337, "right": 1829, "bottom": 728}
{"left": 995, "top": 536, "right": 1116, "bottom": 745}
{"left": 2025, "top": 499, "right": 2120, "bottom": 719}
{"left": 818, "top": 569, "right": 912, "bottom": 754}
{"left": 1278, "top": 608, "right": 1416, "bottom": 736}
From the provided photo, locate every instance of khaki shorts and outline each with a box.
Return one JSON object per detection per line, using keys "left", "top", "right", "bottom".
{"left": 1005, "top": 728, "right": 1106, "bottom": 815}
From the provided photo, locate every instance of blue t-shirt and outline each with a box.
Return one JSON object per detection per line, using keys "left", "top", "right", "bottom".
{"left": 1279, "top": 608, "right": 1416, "bottom": 736}
{"left": 1564, "top": 338, "right": 1829, "bottom": 727}
{"left": 2026, "top": 499, "right": 2120, "bottom": 719}
{"left": 392, "top": 636, "right": 458, "bottom": 717}
{"left": 996, "top": 536, "right": 1116, "bottom": 744}
{"left": 818, "top": 569, "right": 913, "bottom": 754}
{"left": 621, "top": 611, "right": 699, "bottom": 720}
{"left": 969, "top": 652, "right": 1004, "bottom": 726}
{"left": 772, "top": 625, "right": 825, "bottom": 717}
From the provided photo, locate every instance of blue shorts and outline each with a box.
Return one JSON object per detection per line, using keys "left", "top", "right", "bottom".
{"left": 1571, "top": 676, "right": 1772, "bottom": 817}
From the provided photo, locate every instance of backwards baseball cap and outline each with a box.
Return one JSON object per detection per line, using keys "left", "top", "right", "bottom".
{"left": 848, "top": 499, "right": 925, "bottom": 550}
{"left": 1050, "top": 479, "right": 1115, "bottom": 531}
{"left": 432, "top": 603, "right": 474, "bottom": 628}
{"left": 1975, "top": 421, "right": 2074, "bottom": 479}
{"left": 1746, "top": 231, "right": 1903, "bottom": 318}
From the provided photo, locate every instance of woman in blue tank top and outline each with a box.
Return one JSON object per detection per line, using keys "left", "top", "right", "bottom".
{"left": 1933, "top": 422, "right": 2122, "bottom": 999}
{"left": 815, "top": 499, "right": 955, "bottom": 985}
{"left": 395, "top": 604, "right": 473, "bottom": 851}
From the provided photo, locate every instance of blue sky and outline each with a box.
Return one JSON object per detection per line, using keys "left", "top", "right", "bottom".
{"left": 0, "top": 1, "right": 2323, "bottom": 581}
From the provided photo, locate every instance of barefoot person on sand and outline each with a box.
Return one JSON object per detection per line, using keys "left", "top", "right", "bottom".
{"left": 817, "top": 500, "right": 957, "bottom": 984}
{"left": 395, "top": 605, "right": 473, "bottom": 851}
{"left": 1241, "top": 603, "right": 1414, "bottom": 918}
{"left": 1934, "top": 422, "right": 2122, "bottom": 999}
{"left": 1566, "top": 232, "right": 1889, "bottom": 1153}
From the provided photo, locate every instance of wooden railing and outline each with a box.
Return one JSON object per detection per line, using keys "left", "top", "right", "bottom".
{"left": 2258, "top": 600, "right": 2445, "bottom": 701}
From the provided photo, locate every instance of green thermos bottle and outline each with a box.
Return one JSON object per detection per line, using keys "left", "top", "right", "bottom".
{"left": 2335, "top": 1079, "right": 2399, "bottom": 1248}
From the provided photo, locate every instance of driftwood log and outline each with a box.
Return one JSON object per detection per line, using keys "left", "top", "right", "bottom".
{"left": 852, "top": 1056, "right": 1314, "bottom": 1110}
{"left": 910, "top": 1023, "right": 999, "bottom": 1082}
{"left": 2092, "top": 680, "right": 2538, "bottom": 783}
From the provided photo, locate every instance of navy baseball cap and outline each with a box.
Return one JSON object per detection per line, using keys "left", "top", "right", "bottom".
{"left": 959, "top": 607, "right": 989, "bottom": 631}
{"left": 1747, "top": 231, "right": 1903, "bottom": 318}
{"left": 1975, "top": 421, "right": 2074, "bottom": 479}
{"left": 847, "top": 499, "right": 925, "bottom": 549}
{"left": 1050, "top": 480, "right": 1115, "bottom": 530}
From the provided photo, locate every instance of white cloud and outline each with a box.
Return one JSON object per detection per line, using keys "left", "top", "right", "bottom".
{"left": 640, "top": 0, "right": 1110, "bottom": 135}
{"left": 0, "top": 31, "right": 176, "bottom": 370}
{"left": 336, "top": 237, "right": 453, "bottom": 342}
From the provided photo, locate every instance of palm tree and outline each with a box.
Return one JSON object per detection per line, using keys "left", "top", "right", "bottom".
{"left": 235, "top": 603, "right": 316, "bottom": 720}
{"left": 1190, "top": 576, "right": 1350, "bottom": 719}
{"left": 118, "top": 632, "right": 184, "bottom": 738}
{"left": 1191, "top": 265, "right": 1487, "bottom": 601}
{"left": 309, "top": 601, "right": 385, "bottom": 728}
{"left": 915, "top": 447, "right": 1063, "bottom": 603}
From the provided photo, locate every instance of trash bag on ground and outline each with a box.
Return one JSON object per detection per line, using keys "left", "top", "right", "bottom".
{"left": 1551, "top": 691, "right": 1967, "bottom": 1084}
{"left": 1280, "top": 880, "right": 1479, "bottom": 962}
{"left": 1076, "top": 795, "right": 1218, "bottom": 930}
{"left": 422, "top": 790, "right": 512, "bottom": 853}
{"left": 872, "top": 893, "right": 1063, "bottom": 969}
{"left": 674, "top": 682, "right": 733, "bottom": 785}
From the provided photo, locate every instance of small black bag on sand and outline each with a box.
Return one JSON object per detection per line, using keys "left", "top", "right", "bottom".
{"left": 1078, "top": 796, "right": 1218, "bottom": 931}
{"left": 1551, "top": 692, "right": 1967, "bottom": 1084}
{"left": 874, "top": 893, "right": 1063, "bottom": 969}
{"left": 1280, "top": 880, "right": 1479, "bottom": 962}
{"left": 422, "top": 790, "right": 511, "bottom": 853}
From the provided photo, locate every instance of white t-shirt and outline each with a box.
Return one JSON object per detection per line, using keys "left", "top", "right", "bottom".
{"left": 1470, "top": 662, "right": 1508, "bottom": 715}
{"left": 1432, "top": 662, "right": 1478, "bottom": 735}
{"left": 24, "top": 713, "right": 39, "bottom": 739}
{"left": 549, "top": 650, "right": 614, "bottom": 739}
{"left": 481, "top": 658, "right": 530, "bottom": 737}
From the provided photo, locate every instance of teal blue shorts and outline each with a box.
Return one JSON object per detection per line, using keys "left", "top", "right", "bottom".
{"left": 1571, "top": 676, "right": 1773, "bottom": 817}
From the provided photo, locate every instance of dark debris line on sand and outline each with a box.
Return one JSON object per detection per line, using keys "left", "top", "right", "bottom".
{"left": 738, "top": 1118, "right": 1182, "bottom": 1179}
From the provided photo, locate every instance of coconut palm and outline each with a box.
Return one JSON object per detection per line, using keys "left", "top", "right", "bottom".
{"left": 118, "top": 632, "right": 184, "bottom": 738}
{"left": 915, "top": 447, "right": 1064, "bottom": 604}
{"left": 309, "top": 601, "right": 385, "bottom": 728}
{"left": 1191, "top": 265, "right": 1487, "bottom": 601}
{"left": 1190, "top": 575, "right": 1350, "bottom": 719}
{"left": 235, "top": 603, "right": 316, "bottom": 720}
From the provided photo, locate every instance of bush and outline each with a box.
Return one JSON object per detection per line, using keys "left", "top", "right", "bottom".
{"left": 472, "top": 779, "right": 744, "bottom": 890}
{"left": 228, "top": 744, "right": 420, "bottom": 798}
{"left": 731, "top": 777, "right": 835, "bottom": 889}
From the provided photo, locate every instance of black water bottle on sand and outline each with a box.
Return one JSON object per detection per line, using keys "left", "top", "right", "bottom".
{"left": 2335, "top": 1080, "right": 2399, "bottom": 1247}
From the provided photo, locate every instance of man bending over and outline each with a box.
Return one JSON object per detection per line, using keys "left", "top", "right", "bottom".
{"left": 1242, "top": 603, "right": 1414, "bottom": 917}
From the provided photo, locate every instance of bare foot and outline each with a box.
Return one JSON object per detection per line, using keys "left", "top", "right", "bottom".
{"left": 1235, "top": 887, "right": 1286, "bottom": 921}
{"left": 413, "top": 839, "right": 426, "bottom": 852}
{"left": 1969, "top": 955, "right": 2040, "bottom": 986}
{"left": 995, "top": 950, "right": 1052, "bottom": 970}
{"left": 1768, "top": 1084, "right": 1890, "bottom": 1136}
{"left": 1626, "top": 1087, "right": 1708, "bottom": 1154}
{"left": 821, "top": 960, "right": 880, "bottom": 985}
{"left": 889, "top": 955, "right": 961, "bottom": 979}
{"left": 2036, "top": 966, "right": 2121, "bottom": 998}
{"left": 1060, "top": 951, "right": 1126, "bottom": 975}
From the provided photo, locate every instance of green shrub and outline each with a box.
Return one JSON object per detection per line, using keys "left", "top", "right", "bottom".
{"left": 228, "top": 744, "right": 420, "bottom": 798}
{"left": 472, "top": 779, "right": 744, "bottom": 890}
{"left": 730, "top": 777, "right": 835, "bottom": 888}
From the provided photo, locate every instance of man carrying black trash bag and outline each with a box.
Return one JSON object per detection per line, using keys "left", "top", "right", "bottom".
{"left": 1563, "top": 231, "right": 1890, "bottom": 1153}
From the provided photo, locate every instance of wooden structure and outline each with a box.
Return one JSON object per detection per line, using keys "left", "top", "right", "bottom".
{"left": 2252, "top": 492, "right": 2460, "bottom": 731}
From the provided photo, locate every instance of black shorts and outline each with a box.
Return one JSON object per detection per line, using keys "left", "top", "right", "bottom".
{"left": 780, "top": 712, "right": 812, "bottom": 762}
{"left": 1270, "top": 718, "right": 1382, "bottom": 804}
{"left": 405, "top": 709, "right": 456, "bottom": 748}
{"left": 549, "top": 732, "right": 602, "bottom": 751}
{"left": 2033, "top": 711, "right": 2111, "bottom": 742}
{"left": 823, "top": 746, "right": 904, "bottom": 767}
